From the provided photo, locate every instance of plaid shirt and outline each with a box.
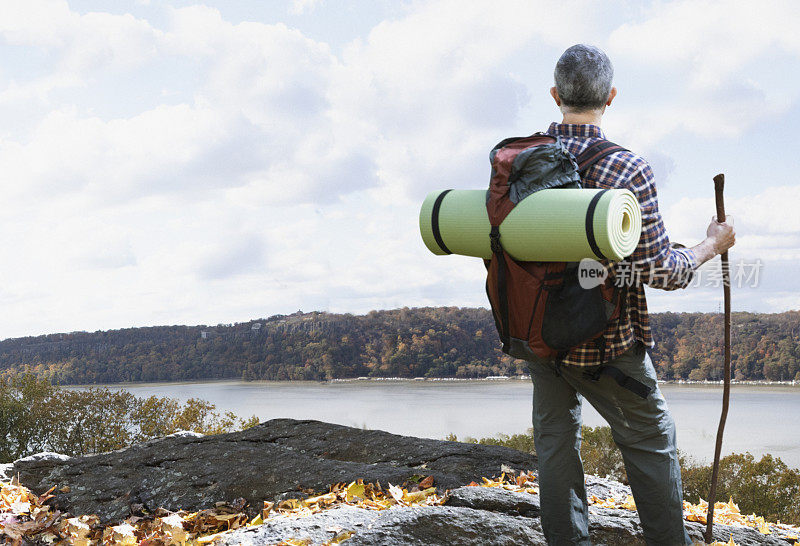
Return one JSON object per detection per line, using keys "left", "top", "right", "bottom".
{"left": 546, "top": 122, "right": 698, "bottom": 366}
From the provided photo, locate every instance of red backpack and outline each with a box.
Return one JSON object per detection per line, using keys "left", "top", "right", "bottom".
{"left": 484, "top": 134, "right": 629, "bottom": 367}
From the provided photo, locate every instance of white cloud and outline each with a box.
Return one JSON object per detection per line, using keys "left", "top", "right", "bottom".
{"left": 326, "top": 0, "right": 606, "bottom": 199}
{"left": 0, "top": 4, "right": 376, "bottom": 208}
{"left": 0, "top": 0, "right": 161, "bottom": 100}
{"left": 195, "top": 233, "right": 267, "bottom": 280}
{"left": 609, "top": 0, "right": 800, "bottom": 90}
{"left": 73, "top": 231, "right": 137, "bottom": 270}
{"left": 664, "top": 186, "right": 800, "bottom": 246}
{"left": 289, "top": 0, "right": 323, "bottom": 16}
{"left": 649, "top": 185, "right": 800, "bottom": 313}
{"left": 604, "top": 0, "right": 800, "bottom": 144}
{"left": 0, "top": 0, "right": 799, "bottom": 338}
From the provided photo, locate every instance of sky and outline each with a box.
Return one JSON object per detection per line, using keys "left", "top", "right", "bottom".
{"left": 0, "top": 0, "right": 799, "bottom": 339}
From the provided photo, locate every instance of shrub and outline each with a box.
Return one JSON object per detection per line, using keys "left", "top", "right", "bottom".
{"left": 580, "top": 425, "right": 626, "bottom": 482}
{"left": 451, "top": 427, "right": 800, "bottom": 524}
{"left": 0, "top": 373, "right": 259, "bottom": 462}
{"left": 455, "top": 425, "right": 627, "bottom": 482}
{"left": 681, "top": 452, "right": 800, "bottom": 524}
{"left": 463, "top": 430, "right": 536, "bottom": 455}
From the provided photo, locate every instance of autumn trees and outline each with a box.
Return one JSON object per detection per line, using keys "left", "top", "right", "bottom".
{"left": 0, "top": 308, "right": 798, "bottom": 384}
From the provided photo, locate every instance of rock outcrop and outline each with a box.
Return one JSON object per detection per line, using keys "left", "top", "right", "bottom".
{"left": 216, "top": 479, "right": 783, "bottom": 545}
{"left": 5, "top": 419, "right": 537, "bottom": 523}
{"left": 2, "top": 419, "right": 784, "bottom": 545}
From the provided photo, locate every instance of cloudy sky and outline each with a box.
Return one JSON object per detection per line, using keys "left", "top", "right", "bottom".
{"left": 0, "top": 0, "right": 798, "bottom": 339}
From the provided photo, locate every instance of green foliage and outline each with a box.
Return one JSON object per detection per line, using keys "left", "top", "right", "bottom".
{"left": 0, "top": 373, "right": 56, "bottom": 461}
{"left": 0, "top": 374, "right": 259, "bottom": 462}
{"left": 681, "top": 452, "right": 800, "bottom": 524}
{"left": 0, "top": 308, "right": 797, "bottom": 384}
{"left": 171, "top": 398, "right": 240, "bottom": 436}
{"left": 462, "top": 429, "right": 536, "bottom": 455}
{"left": 454, "top": 426, "right": 800, "bottom": 524}
{"left": 456, "top": 425, "right": 626, "bottom": 482}
{"left": 580, "top": 425, "right": 626, "bottom": 482}
{"left": 46, "top": 387, "right": 138, "bottom": 456}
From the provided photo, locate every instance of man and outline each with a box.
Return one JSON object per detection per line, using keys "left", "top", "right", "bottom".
{"left": 528, "top": 44, "right": 736, "bottom": 545}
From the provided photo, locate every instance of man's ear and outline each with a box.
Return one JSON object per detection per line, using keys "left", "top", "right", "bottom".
{"left": 606, "top": 87, "right": 617, "bottom": 106}
{"left": 550, "top": 86, "right": 561, "bottom": 107}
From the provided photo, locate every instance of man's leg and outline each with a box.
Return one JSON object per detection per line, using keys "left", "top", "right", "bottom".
{"left": 527, "top": 358, "right": 591, "bottom": 545}
{"left": 560, "top": 343, "right": 691, "bottom": 546}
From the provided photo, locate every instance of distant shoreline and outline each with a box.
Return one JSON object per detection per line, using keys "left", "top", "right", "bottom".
{"left": 63, "top": 376, "right": 800, "bottom": 388}
{"left": 329, "top": 376, "right": 800, "bottom": 387}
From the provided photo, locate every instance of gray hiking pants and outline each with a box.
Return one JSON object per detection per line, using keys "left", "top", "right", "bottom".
{"left": 527, "top": 341, "right": 691, "bottom": 545}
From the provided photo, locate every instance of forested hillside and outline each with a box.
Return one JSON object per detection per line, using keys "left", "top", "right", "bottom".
{"left": 1, "top": 308, "right": 798, "bottom": 384}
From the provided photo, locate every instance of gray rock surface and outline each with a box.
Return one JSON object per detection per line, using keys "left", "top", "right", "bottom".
{"left": 8, "top": 418, "right": 537, "bottom": 523}
{"left": 5, "top": 419, "right": 786, "bottom": 544}
{"left": 216, "top": 485, "right": 785, "bottom": 545}
{"left": 218, "top": 503, "right": 547, "bottom": 546}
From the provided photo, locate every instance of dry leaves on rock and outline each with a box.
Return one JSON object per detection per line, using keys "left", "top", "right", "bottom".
{"left": 13, "top": 470, "right": 798, "bottom": 546}
{"left": 465, "top": 470, "right": 539, "bottom": 495}
{"left": 262, "top": 477, "right": 445, "bottom": 519}
{"left": 588, "top": 493, "right": 637, "bottom": 511}
{"left": 682, "top": 497, "right": 800, "bottom": 543}
{"left": 0, "top": 479, "right": 61, "bottom": 543}
{"left": 0, "top": 479, "right": 253, "bottom": 545}
{"left": 468, "top": 471, "right": 800, "bottom": 546}
{"left": 194, "top": 479, "right": 444, "bottom": 546}
{"left": 0, "top": 471, "right": 441, "bottom": 545}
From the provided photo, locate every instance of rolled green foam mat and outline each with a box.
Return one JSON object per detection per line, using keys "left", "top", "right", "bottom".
{"left": 419, "top": 188, "right": 641, "bottom": 262}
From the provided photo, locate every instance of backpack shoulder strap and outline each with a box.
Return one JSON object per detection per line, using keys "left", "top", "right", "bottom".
{"left": 575, "top": 140, "right": 628, "bottom": 175}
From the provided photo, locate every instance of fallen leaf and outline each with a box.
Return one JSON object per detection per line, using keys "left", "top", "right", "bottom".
{"left": 387, "top": 484, "right": 406, "bottom": 505}
{"left": 345, "top": 481, "right": 365, "bottom": 502}
{"left": 327, "top": 529, "right": 355, "bottom": 544}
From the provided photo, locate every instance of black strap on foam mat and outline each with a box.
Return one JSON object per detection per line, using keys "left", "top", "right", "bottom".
{"left": 431, "top": 189, "right": 453, "bottom": 254}
{"left": 585, "top": 188, "right": 610, "bottom": 260}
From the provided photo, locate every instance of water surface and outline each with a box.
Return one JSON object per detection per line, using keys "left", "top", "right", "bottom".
{"left": 73, "top": 380, "right": 800, "bottom": 468}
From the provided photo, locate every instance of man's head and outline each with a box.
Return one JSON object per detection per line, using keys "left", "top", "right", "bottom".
{"left": 551, "top": 44, "right": 616, "bottom": 115}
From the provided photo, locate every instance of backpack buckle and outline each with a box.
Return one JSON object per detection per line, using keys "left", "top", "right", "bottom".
{"left": 489, "top": 226, "right": 502, "bottom": 253}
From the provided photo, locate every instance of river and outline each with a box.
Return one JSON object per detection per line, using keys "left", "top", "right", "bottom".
{"left": 72, "top": 380, "right": 800, "bottom": 469}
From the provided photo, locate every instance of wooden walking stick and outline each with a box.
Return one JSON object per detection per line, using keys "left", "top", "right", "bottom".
{"left": 704, "top": 173, "right": 731, "bottom": 543}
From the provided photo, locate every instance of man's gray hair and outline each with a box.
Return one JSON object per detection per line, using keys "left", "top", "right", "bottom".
{"left": 554, "top": 44, "right": 614, "bottom": 112}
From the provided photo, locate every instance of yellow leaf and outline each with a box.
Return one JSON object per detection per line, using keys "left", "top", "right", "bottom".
{"left": 404, "top": 487, "right": 436, "bottom": 504}
{"left": 327, "top": 529, "right": 356, "bottom": 544}
{"left": 306, "top": 492, "right": 337, "bottom": 506}
{"left": 285, "top": 539, "right": 312, "bottom": 546}
{"left": 345, "top": 481, "right": 365, "bottom": 502}
{"left": 621, "top": 495, "right": 636, "bottom": 510}
{"left": 249, "top": 514, "right": 263, "bottom": 526}
{"left": 159, "top": 513, "right": 189, "bottom": 543}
